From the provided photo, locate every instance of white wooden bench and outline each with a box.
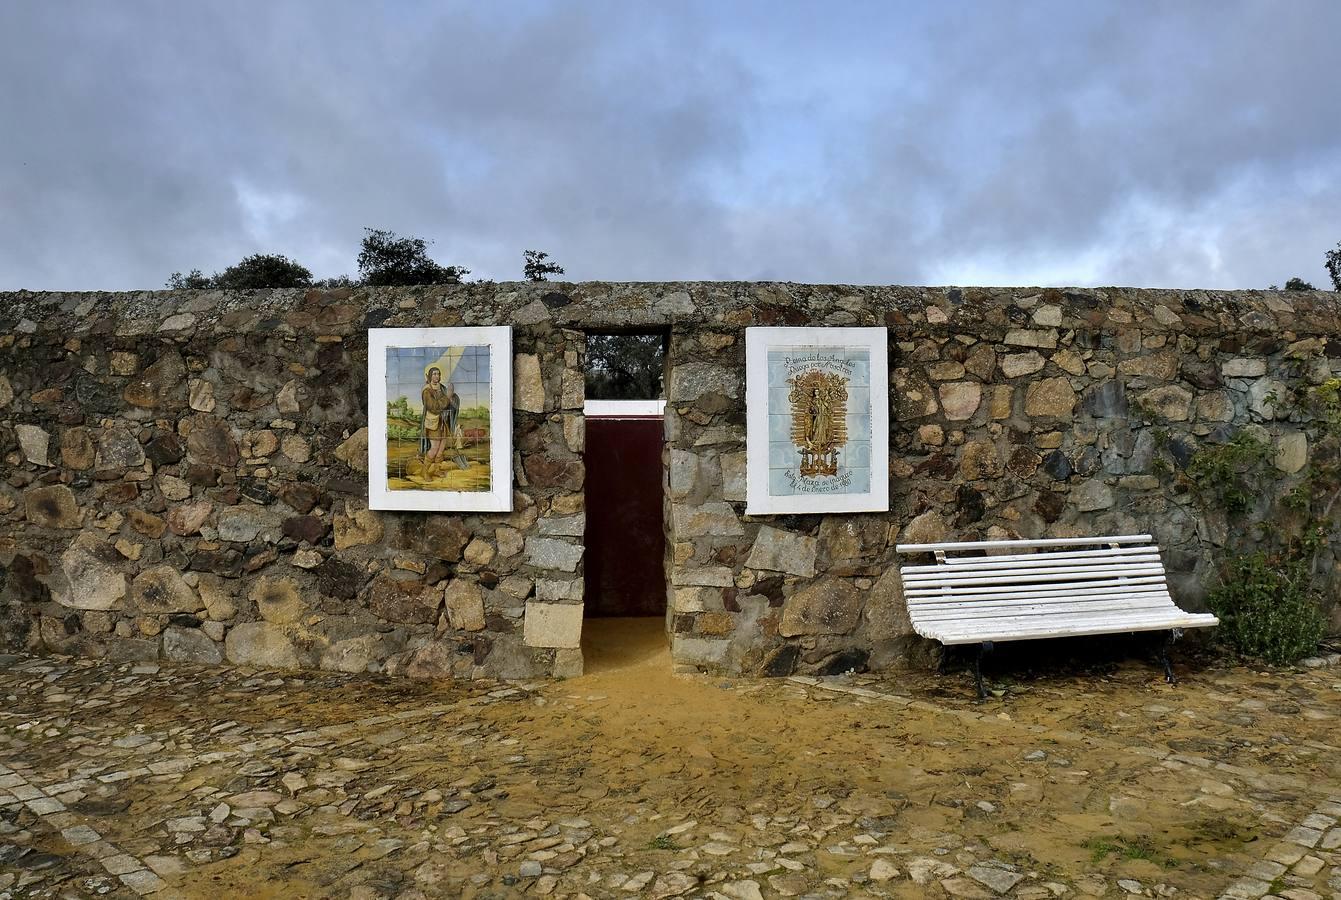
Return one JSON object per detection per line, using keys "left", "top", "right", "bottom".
{"left": 895, "top": 534, "right": 1218, "bottom": 698}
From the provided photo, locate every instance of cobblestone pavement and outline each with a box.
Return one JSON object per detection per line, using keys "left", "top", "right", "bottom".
{"left": 1, "top": 625, "right": 1340, "bottom": 900}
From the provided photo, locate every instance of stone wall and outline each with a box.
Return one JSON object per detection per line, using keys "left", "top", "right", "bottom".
{"left": 2, "top": 283, "right": 1339, "bottom": 679}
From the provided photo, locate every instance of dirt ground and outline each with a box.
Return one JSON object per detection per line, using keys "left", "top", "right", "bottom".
{"left": 1, "top": 620, "right": 1339, "bottom": 899}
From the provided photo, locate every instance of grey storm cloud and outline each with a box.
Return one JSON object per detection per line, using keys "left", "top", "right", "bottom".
{"left": 1, "top": 0, "right": 1338, "bottom": 291}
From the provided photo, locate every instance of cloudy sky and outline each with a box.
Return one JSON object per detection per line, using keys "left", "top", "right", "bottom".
{"left": 2, "top": 1, "right": 1338, "bottom": 291}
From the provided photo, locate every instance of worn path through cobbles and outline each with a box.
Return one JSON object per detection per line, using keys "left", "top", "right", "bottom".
{"left": 1, "top": 624, "right": 1340, "bottom": 900}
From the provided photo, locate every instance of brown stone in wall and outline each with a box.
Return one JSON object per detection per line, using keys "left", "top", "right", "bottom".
{"left": 282, "top": 515, "right": 328, "bottom": 545}
{"left": 315, "top": 557, "right": 365, "bottom": 599}
{"left": 333, "top": 506, "right": 384, "bottom": 550}
{"left": 958, "top": 441, "right": 1001, "bottom": 481}
{"left": 368, "top": 572, "right": 441, "bottom": 625}
{"left": 1006, "top": 446, "right": 1042, "bottom": 478}
{"left": 131, "top": 565, "right": 200, "bottom": 615}
{"left": 400, "top": 516, "right": 470, "bottom": 562}
{"left": 523, "top": 455, "right": 583, "bottom": 491}
{"left": 443, "top": 579, "right": 486, "bottom": 632}
{"left": 95, "top": 428, "right": 145, "bottom": 470}
{"left": 60, "top": 428, "right": 95, "bottom": 470}
{"left": 166, "top": 499, "right": 212, "bottom": 536}
{"left": 778, "top": 578, "right": 863, "bottom": 637}
{"left": 278, "top": 482, "right": 323, "bottom": 514}
{"left": 127, "top": 509, "right": 167, "bottom": 538}
{"left": 250, "top": 576, "right": 308, "bottom": 624}
{"left": 695, "top": 611, "right": 736, "bottom": 637}
{"left": 1024, "top": 377, "right": 1078, "bottom": 418}
{"left": 184, "top": 414, "right": 239, "bottom": 467}
{"left": 123, "top": 350, "right": 187, "bottom": 408}
{"left": 24, "top": 485, "right": 82, "bottom": 529}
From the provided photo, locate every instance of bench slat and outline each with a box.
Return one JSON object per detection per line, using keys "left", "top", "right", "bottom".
{"left": 933, "top": 547, "right": 1161, "bottom": 566}
{"left": 922, "top": 613, "right": 1219, "bottom": 645}
{"left": 905, "top": 576, "right": 1168, "bottom": 601}
{"left": 903, "top": 557, "right": 1160, "bottom": 576}
{"left": 901, "top": 563, "right": 1165, "bottom": 586}
{"left": 896, "top": 534, "right": 1153, "bottom": 553}
{"left": 910, "top": 589, "right": 1172, "bottom": 612}
{"left": 917, "top": 598, "right": 1180, "bottom": 619}
{"left": 904, "top": 550, "right": 1160, "bottom": 574}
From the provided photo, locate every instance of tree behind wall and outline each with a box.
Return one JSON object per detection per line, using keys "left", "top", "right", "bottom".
{"left": 585, "top": 333, "right": 665, "bottom": 400}
{"left": 523, "top": 250, "right": 564, "bottom": 282}
{"left": 357, "top": 229, "right": 469, "bottom": 286}
{"left": 165, "top": 253, "right": 313, "bottom": 290}
{"left": 1326, "top": 241, "right": 1341, "bottom": 291}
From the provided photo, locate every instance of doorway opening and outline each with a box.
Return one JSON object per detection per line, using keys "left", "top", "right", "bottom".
{"left": 581, "top": 331, "right": 669, "bottom": 672}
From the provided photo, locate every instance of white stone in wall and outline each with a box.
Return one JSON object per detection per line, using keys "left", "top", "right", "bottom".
{"left": 276, "top": 380, "right": 302, "bottom": 414}
{"left": 188, "top": 379, "right": 216, "bottom": 412}
{"left": 1073, "top": 479, "right": 1115, "bottom": 512}
{"left": 670, "top": 635, "right": 730, "bottom": 666}
{"left": 1031, "top": 305, "right": 1063, "bottom": 327}
{"left": 524, "top": 537, "right": 583, "bottom": 572}
{"left": 536, "top": 578, "right": 582, "bottom": 602}
{"left": 51, "top": 533, "right": 126, "bottom": 610}
{"left": 537, "top": 514, "right": 585, "bottom": 537}
{"left": 158, "top": 312, "right": 197, "bottom": 332}
{"left": 16, "top": 424, "right": 51, "bottom": 466}
{"left": 1274, "top": 432, "right": 1308, "bottom": 474}
{"left": 1221, "top": 357, "right": 1267, "bottom": 378}
{"left": 1000, "top": 352, "right": 1045, "bottom": 378}
{"left": 1248, "top": 377, "right": 1288, "bottom": 420}
{"left": 938, "top": 383, "right": 982, "bottom": 420}
{"left": 672, "top": 567, "right": 735, "bottom": 587}
{"left": 523, "top": 602, "right": 582, "bottom": 648}
{"left": 668, "top": 363, "right": 740, "bottom": 402}
{"left": 745, "top": 526, "right": 817, "bottom": 578}
{"left": 671, "top": 502, "right": 743, "bottom": 537}
{"left": 720, "top": 451, "right": 747, "bottom": 502}
{"left": 514, "top": 353, "right": 544, "bottom": 413}
{"left": 1004, "top": 329, "right": 1058, "bottom": 349}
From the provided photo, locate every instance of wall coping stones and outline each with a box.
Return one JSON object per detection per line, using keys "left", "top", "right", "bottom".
{"left": 4, "top": 282, "right": 1340, "bottom": 340}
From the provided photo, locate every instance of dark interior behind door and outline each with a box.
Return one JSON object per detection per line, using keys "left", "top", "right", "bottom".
{"left": 583, "top": 416, "right": 666, "bottom": 617}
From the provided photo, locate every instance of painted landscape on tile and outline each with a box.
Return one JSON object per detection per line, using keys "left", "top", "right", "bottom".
{"left": 384, "top": 344, "right": 492, "bottom": 492}
{"left": 766, "top": 347, "right": 871, "bottom": 496}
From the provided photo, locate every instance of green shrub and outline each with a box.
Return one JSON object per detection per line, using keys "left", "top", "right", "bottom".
{"left": 1205, "top": 553, "right": 1325, "bottom": 665}
{"left": 1186, "top": 431, "right": 1271, "bottom": 515}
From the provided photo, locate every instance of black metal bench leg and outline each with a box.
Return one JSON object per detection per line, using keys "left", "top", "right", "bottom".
{"left": 1158, "top": 629, "right": 1183, "bottom": 684}
{"left": 973, "top": 642, "right": 993, "bottom": 700}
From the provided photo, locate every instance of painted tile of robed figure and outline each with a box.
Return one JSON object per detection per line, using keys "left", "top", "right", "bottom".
{"left": 367, "top": 327, "right": 512, "bottom": 512}
{"left": 745, "top": 327, "right": 889, "bottom": 514}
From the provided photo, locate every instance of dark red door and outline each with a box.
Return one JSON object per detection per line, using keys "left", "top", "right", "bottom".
{"left": 583, "top": 414, "right": 666, "bottom": 617}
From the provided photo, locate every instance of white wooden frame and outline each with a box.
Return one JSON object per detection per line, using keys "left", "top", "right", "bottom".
{"left": 745, "top": 326, "right": 889, "bottom": 515}
{"left": 583, "top": 399, "right": 666, "bottom": 418}
{"left": 368, "top": 326, "right": 513, "bottom": 512}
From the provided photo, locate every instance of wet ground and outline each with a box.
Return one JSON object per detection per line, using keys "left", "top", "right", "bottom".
{"left": 1, "top": 619, "right": 1339, "bottom": 900}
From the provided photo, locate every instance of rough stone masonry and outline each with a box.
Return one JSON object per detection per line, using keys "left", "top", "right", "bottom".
{"left": 0, "top": 283, "right": 1338, "bottom": 680}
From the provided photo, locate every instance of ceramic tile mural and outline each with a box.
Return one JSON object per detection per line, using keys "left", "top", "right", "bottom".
{"left": 746, "top": 327, "right": 888, "bottom": 514}
{"left": 367, "top": 327, "right": 513, "bottom": 511}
